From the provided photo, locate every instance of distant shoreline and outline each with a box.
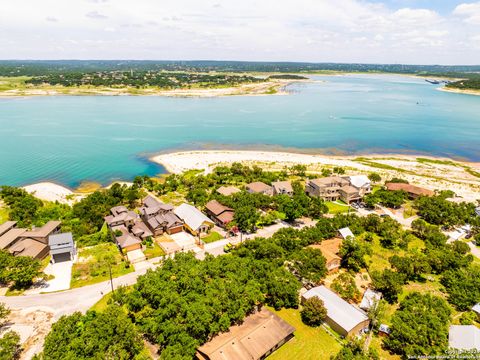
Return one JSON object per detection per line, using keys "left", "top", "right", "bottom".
{"left": 437, "top": 87, "right": 480, "bottom": 97}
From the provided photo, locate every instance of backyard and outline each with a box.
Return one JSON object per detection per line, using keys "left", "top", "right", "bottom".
{"left": 201, "top": 231, "right": 224, "bottom": 244}
{"left": 267, "top": 307, "right": 342, "bottom": 360}
{"left": 325, "top": 201, "right": 351, "bottom": 214}
{"left": 71, "top": 243, "right": 134, "bottom": 288}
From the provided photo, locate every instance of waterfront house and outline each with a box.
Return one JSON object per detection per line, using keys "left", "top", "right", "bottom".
{"left": 104, "top": 206, "right": 138, "bottom": 228}
{"left": 196, "top": 308, "right": 295, "bottom": 360}
{"left": 385, "top": 182, "right": 434, "bottom": 198}
{"left": 21, "top": 221, "right": 62, "bottom": 244}
{"left": 174, "top": 203, "right": 214, "bottom": 236}
{"left": 111, "top": 225, "right": 142, "bottom": 252}
{"left": 139, "top": 195, "right": 183, "bottom": 235}
{"left": 302, "top": 285, "right": 370, "bottom": 337}
{"left": 216, "top": 186, "right": 241, "bottom": 197}
{"left": 139, "top": 195, "right": 175, "bottom": 218}
{"left": 246, "top": 181, "right": 273, "bottom": 196}
{"left": 305, "top": 177, "right": 349, "bottom": 201}
{"left": 449, "top": 325, "right": 480, "bottom": 351}
{"left": 348, "top": 175, "right": 372, "bottom": 195}
{"left": 204, "top": 200, "right": 235, "bottom": 228}
{"left": 272, "top": 181, "right": 294, "bottom": 196}
{"left": 9, "top": 239, "right": 49, "bottom": 260}
{"left": 49, "top": 232, "right": 76, "bottom": 263}
{"left": 338, "top": 185, "right": 362, "bottom": 204}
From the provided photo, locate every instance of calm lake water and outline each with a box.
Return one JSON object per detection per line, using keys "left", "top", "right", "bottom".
{"left": 1, "top": 74, "right": 480, "bottom": 187}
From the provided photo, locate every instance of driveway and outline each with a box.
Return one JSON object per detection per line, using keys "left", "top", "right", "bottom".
{"left": 25, "top": 260, "right": 73, "bottom": 295}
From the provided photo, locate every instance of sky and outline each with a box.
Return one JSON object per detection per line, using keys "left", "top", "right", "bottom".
{"left": 1, "top": 0, "right": 480, "bottom": 64}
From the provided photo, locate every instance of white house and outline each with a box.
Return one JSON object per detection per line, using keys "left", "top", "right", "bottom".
{"left": 359, "top": 289, "right": 382, "bottom": 311}
{"left": 174, "top": 203, "right": 214, "bottom": 236}
{"left": 339, "top": 227, "right": 355, "bottom": 240}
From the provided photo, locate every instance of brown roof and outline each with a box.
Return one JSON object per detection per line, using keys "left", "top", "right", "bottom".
{"left": 205, "top": 200, "right": 233, "bottom": 216}
{"left": 309, "top": 238, "right": 342, "bottom": 264}
{"left": 9, "top": 238, "right": 48, "bottom": 259}
{"left": 340, "top": 185, "right": 359, "bottom": 195}
{"left": 272, "top": 181, "right": 293, "bottom": 194}
{"left": 0, "top": 228, "right": 26, "bottom": 250}
{"left": 216, "top": 186, "right": 241, "bottom": 196}
{"left": 22, "top": 221, "right": 61, "bottom": 238}
{"left": 309, "top": 176, "right": 349, "bottom": 187}
{"left": 246, "top": 182, "right": 272, "bottom": 193}
{"left": 0, "top": 221, "right": 17, "bottom": 237}
{"left": 196, "top": 308, "right": 295, "bottom": 360}
{"left": 385, "top": 183, "right": 434, "bottom": 197}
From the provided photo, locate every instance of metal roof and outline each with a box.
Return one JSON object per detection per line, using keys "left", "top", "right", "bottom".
{"left": 174, "top": 203, "right": 213, "bottom": 231}
{"left": 338, "top": 227, "right": 354, "bottom": 239}
{"left": 303, "top": 286, "right": 368, "bottom": 333}
{"left": 449, "top": 325, "right": 480, "bottom": 351}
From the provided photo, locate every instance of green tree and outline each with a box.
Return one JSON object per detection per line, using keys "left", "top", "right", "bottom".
{"left": 339, "top": 239, "right": 369, "bottom": 272}
{"left": 333, "top": 339, "right": 379, "bottom": 360}
{"left": 331, "top": 272, "right": 360, "bottom": 302}
{"left": 370, "top": 269, "right": 405, "bottom": 304}
{"left": 300, "top": 297, "right": 327, "bottom": 327}
{"left": 234, "top": 206, "right": 260, "bottom": 232}
{"left": 385, "top": 293, "right": 451, "bottom": 357}
{"left": 0, "top": 331, "right": 20, "bottom": 360}
{"left": 368, "top": 173, "right": 381, "bottom": 183}
{"left": 441, "top": 265, "right": 480, "bottom": 310}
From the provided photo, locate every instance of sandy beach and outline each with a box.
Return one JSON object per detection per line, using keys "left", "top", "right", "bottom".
{"left": 438, "top": 87, "right": 480, "bottom": 97}
{"left": 23, "top": 182, "right": 76, "bottom": 204}
{"left": 152, "top": 150, "right": 480, "bottom": 203}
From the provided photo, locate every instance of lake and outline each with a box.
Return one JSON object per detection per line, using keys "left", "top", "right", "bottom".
{"left": 1, "top": 74, "right": 479, "bottom": 187}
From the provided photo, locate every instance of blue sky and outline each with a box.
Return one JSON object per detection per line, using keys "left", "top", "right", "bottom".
{"left": 0, "top": 0, "right": 479, "bottom": 64}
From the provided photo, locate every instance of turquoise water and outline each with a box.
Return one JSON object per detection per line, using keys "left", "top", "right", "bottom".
{"left": 1, "top": 74, "right": 479, "bottom": 187}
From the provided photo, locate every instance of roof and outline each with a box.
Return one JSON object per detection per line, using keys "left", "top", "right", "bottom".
{"left": 131, "top": 220, "right": 153, "bottom": 238}
{"left": 272, "top": 181, "right": 294, "bottom": 194}
{"left": 385, "top": 183, "right": 434, "bottom": 197}
{"left": 246, "top": 182, "right": 272, "bottom": 193}
{"left": 22, "top": 221, "right": 61, "bottom": 238}
{"left": 308, "top": 238, "right": 342, "bottom": 264}
{"left": 359, "top": 289, "right": 382, "bottom": 310}
{"left": 205, "top": 200, "right": 233, "bottom": 216}
{"left": 0, "top": 228, "right": 26, "bottom": 250}
{"left": 379, "top": 324, "right": 391, "bottom": 334}
{"left": 111, "top": 205, "right": 128, "bottom": 216}
{"left": 338, "top": 227, "right": 354, "bottom": 239}
{"left": 340, "top": 185, "right": 359, "bottom": 195}
{"left": 349, "top": 175, "right": 370, "bottom": 189}
{"left": 174, "top": 203, "right": 213, "bottom": 231}
{"left": 308, "top": 177, "right": 349, "bottom": 187}
{"left": 217, "top": 186, "right": 241, "bottom": 196}
{"left": 143, "top": 195, "right": 161, "bottom": 208}
{"left": 472, "top": 303, "right": 480, "bottom": 314}
{"left": 302, "top": 286, "right": 368, "bottom": 333}
{"left": 105, "top": 210, "right": 138, "bottom": 226}
{"left": 449, "top": 325, "right": 480, "bottom": 351}
{"left": 0, "top": 221, "right": 17, "bottom": 237}
{"left": 148, "top": 212, "right": 183, "bottom": 230}
{"left": 48, "top": 232, "right": 73, "bottom": 246}
{"left": 9, "top": 238, "right": 48, "bottom": 258}
{"left": 196, "top": 308, "right": 295, "bottom": 360}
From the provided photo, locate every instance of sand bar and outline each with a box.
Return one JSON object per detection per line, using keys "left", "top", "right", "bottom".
{"left": 23, "top": 182, "right": 76, "bottom": 204}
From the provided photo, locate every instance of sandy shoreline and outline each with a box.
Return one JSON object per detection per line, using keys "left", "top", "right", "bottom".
{"left": 151, "top": 150, "right": 480, "bottom": 203}
{"left": 437, "top": 87, "right": 480, "bottom": 97}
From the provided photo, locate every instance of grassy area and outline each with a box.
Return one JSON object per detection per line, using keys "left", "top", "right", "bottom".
{"left": 326, "top": 201, "right": 351, "bottom": 214}
{"left": 0, "top": 206, "right": 9, "bottom": 223}
{"left": 90, "top": 292, "right": 114, "bottom": 312}
{"left": 159, "top": 191, "right": 186, "bottom": 206}
{"left": 143, "top": 242, "right": 166, "bottom": 259}
{"left": 201, "top": 231, "right": 224, "bottom": 243}
{"left": 267, "top": 307, "right": 342, "bottom": 360}
{"left": 369, "top": 336, "right": 400, "bottom": 360}
{"left": 71, "top": 243, "right": 133, "bottom": 288}
{"left": 402, "top": 201, "right": 417, "bottom": 218}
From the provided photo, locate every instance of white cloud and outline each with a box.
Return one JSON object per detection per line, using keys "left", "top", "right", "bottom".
{"left": 454, "top": 2, "right": 480, "bottom": 24}
{"left": 0, "top": 0, "right": 477, "bottom": 64}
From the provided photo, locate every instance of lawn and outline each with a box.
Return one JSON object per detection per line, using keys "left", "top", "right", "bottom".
{"left": 266, "top": 307, "right": 342, "bottom": 360}
{"left": 143, "top": 242, "right": 166, "bottom": 259}
{"left": 71, "top": 243, "right": 133, "bottom": 288}
{"left": 159, "top": 191, "right": 186, "bottom": 206}
{"left": 201, "top": 231, "right": 224, "bottom": 244}
{"left": 0, "top": 206, "right": 9, "bottom": 223}
{"left": 326, "top": 201, "right": 351, "bottom": 214}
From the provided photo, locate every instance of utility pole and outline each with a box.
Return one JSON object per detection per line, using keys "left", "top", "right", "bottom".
{"left": 108, "top": 262, "right": 114, "bottom": 296}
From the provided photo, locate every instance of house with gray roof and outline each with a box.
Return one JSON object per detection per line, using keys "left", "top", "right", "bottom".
{"left": 49, "top": 232, "right": 76, "bottom": 263}
{"left": 338, "top": 227, "right": 355, "bottom": 240}
{"left": 272, "top": 181, "right": 294, "bottom": 196}
{"left": 302, "top": 285, "right": 369, "bottom": 337}
{"left": 174, "top": 203, "right": 214, "bottom": 236}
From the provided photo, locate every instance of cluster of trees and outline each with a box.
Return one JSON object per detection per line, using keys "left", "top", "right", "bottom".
{"left": 0, "top": 183, "right": 144, "bottom": 246}
{"left": 446, "top": 74, "right": 480, "bottom": 91}
{"left": 38, "top": 306, "right": 144, "bottom": 360}
{"left": 0, "top": 303, "right": 21, "bottom": 360}
{"left": 364, "top": 189, "right": 406, "bottom": 209}
{"left": 26, "top": 71, "right": 264, "bottom": 89}
{"left": 122, "top": 253, "right": 300, "bottom": 359}
{"left": 0, "top": 250, "right": 41, "bottom": 289}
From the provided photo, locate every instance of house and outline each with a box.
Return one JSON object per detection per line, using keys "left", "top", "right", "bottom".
{"left": 0, "top": 220, "right": 62, "bottom": 260}
{"left": 472, "top": 303, "right": 480, "bottom": 321}
{"left": 308, "top": 238, "right": 342, "bottom": 273}
{"left": 338, "top": 185, "right": 362, "bottom": 204}
{"left": 9, "top": 239, "right": 49, "bottom": 260}
{"left": 130, "top": 220, "right": 154, "bottom": 240}
{"left": 216, "top": 186, "right": 241, "bottom": 197}
{"left": 449, "top": 325, "right": 480, "bottom": 351}
{"left": 196, "top": 308, "right": 295, "bottom": 360}
{"left": 306, "top": 177, "right": 349, "bottom": 201}
{"left": 111, "top": 225, "right": 142, "bottom": 252}
{"left": 385, "top": 183, "right": 434, "bottom": 198}
{"left": 302, "top": 286, "right": 370, "bottom": 337}
{"left": 21, "top": 221, "right": 62, "bottom": 244}
{"left": 359, "top": 289, "right": 382, "bottom": 311}
{"left": 272, "top": 181, "right": 294, "bottom": 196}
{"left": 205, "top": 200, "right": 235, "bottom": 228}
{"left": 139, "top": 195, "right": 183, "bottom": 236}
{"left": 104, "top": 206, "right": 138, "bottom": 228}
{"left": 139, "top": 195, "right": 174, "bottom": 219}
{"left": 174, "top": 203, "right": 214, "bottom": 236}
{"left": 378, "top": 324, "right": 391, "bottom": 337}
{"left": 49, "top": 232, "right": 76, "bottom": 263}
{"left": 348, "top": 175, "right": 372, "bottom": 195}
{"left": 246, "top": 182, "right": 273, "bottom": 196}
{"left": 338, "top": 227, "right": 355, "bottom": 240}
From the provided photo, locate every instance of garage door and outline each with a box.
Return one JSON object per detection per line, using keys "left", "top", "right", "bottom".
{"left": 52, "top": 252, "right": 71, "bottom": 263}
